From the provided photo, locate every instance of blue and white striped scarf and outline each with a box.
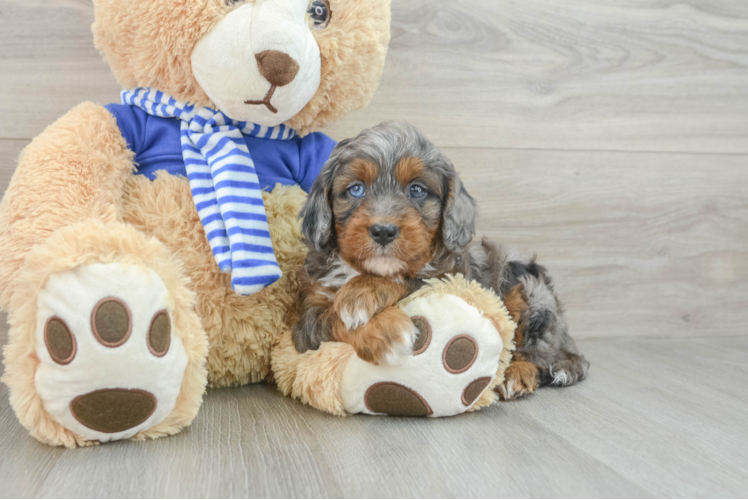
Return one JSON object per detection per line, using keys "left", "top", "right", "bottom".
{"left": 122, "top": 88, "right": 297, "bottom": 295}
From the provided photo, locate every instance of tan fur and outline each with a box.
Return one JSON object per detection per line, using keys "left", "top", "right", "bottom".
{"left": 92, "top": 0, "right": 228, "bottom": 110}
{"left": 277, "top": 274, "right": 517, "bottom": 415}
{"left": 334, "top": 158, "right": 380, "bottom": 193}
{"left": 1, "top": 220, "right": 208, "bottom": 448}
{"left": 394, "top": 157, "right": 424, "bottom": 187}
{"left": 272, "top": 323, "right": 355, "bottom": 417}
{"left": 92, "top": 0, "right": 391, "bottom": 137}
{"left": 286, "top": 0, "right": 392, "bottom": 136}
{"left": 503, "top": 284, "right": 529, "bottom": 348}
{"left": 497, "top": 360, "right": 540, "bottom": 400}
{"left": 0, "top": 103, "right": 135, "bottom": 310}
{"left": 122, "top": 175, "right": 309, "bottom": 387}
{"left": 330, "top": 276, "right": 409, "bottom": 364}
{"left": 0, "top": 0, "right": 391, "bottom": 443}
{"left": 497, "top": 284, "right": 541, "bottom": 400}
{"left": 335, "top": 205, "right": 437, "bottom": 279}
{"left": 333, "top": 306, "right": 413, "bottom": 364}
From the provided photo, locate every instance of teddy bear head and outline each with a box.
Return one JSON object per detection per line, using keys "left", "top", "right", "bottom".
{"left": 92, "top": 0, "right": 391, "bottom": 136}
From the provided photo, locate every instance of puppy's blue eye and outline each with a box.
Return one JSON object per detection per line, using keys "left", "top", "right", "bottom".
{"left": 349, "top": 184, "right": 365, "bottom": 198}
{"left": 409, "top": 184, "right": 427, "bottom": 199}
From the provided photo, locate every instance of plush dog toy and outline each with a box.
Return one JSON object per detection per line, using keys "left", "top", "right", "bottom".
{"left": 0, "top": 0, "right": 391, "bottom": 447}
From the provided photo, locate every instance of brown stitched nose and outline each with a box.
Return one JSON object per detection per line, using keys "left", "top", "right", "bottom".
{"left": 255, "top": 50, "right": 300, "bottom": 87}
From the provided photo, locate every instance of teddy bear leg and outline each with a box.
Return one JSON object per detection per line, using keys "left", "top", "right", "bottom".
{"left": 2, "top": 220, "right": 208, "bottom": 447}
{"left": 0, "top": 102, "right": 135, "bottom": 311}
{"left": 273, "top": 276, "right": 518, "bottom": 418}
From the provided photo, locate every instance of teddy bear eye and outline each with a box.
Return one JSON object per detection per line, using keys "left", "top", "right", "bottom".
{"left": 308, "top": 0, "right": 331, "bottom": 29}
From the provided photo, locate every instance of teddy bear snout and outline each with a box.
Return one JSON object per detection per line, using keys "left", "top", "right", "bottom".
{"left": 255, "top": 50, "right": 300, "bottom": 88}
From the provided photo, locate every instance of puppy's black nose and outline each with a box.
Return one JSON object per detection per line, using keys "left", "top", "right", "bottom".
{"left": 369, "top": 224, "right": 400, "bottom": 246}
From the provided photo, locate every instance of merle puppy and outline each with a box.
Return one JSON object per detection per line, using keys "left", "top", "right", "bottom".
{"left": 292, "top": 122, "right": 588, "bottom": 399}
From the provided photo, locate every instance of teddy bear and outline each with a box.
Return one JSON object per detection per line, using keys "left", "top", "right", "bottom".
{"left": 0, "top": 0, "right": 392, "bottom": 448}
{"left": 0, "top": 0, "right": 519, "bottom": 448}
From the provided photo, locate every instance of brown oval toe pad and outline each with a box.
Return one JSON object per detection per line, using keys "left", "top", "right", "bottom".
{"left": 70, "top": 388, "right": 157, "bottom": 433}
{"left": 443, "top": 335, "right": 478, "bottom": 374}
{"left": 411, "top": 316, "right": 432, "bottom": 355}
{"left": 91, "top": 298, "right": 132, "bottom": 348}
{"left": 364, "top": 382, "right": 433, "bottom": 417}
{"left": 45, "top": 317, "right": 76, "bottom": 365}
{"left": 148, "top": 310, "right": 171, "bottom": 357}
{"left": 462, "top": 377, "right": 492, "bottom": 406}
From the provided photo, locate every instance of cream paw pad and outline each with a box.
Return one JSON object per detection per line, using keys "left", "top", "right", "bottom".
{"left": 34, "top": 263, "right": 189, "bottom": 442}
{"left": 272, "top": 275, "right": 517, "bottom": 417}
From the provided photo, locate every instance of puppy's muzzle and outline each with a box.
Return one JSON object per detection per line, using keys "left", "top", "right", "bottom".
{"left": 369, "top": 224, "right": 400, "bottom": 246}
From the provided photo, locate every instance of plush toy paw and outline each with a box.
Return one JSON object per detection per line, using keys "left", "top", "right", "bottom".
{"left": 341, "top": 293, "right": 504, "bottom": 417}
{"left": 34, "top": 263, "right": 189, "bottom": 442}
{"left": 272, "top": 275, "right": 517, "bottom": 418}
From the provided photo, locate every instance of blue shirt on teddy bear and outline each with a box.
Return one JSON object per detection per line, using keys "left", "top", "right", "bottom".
{"left": 105, "top": 104, "right": 337, "bottom": 193}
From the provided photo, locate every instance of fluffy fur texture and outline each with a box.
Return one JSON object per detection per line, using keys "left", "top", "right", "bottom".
{"left": 0, "top": 0, "right": 392, "bottom": 445}
{"left": 272, "top": 324, "right": 356, "bottom": 416}
{"left": 0, "top": 103, "right": 135, "bottom": 310}
{"left": 92, "top": 0, "right": 391, "bottom": 136}
{"left": 1, "top": 220, "right": 208, "bottom": 448}
{"left": 273, "top": 273, "right": 516, "bottom": 416}
{"left": 122, "top": 175, "right": 309, "bottom": 387}
{"left": 294, "top": 122, "right": 589, "bottom": 398}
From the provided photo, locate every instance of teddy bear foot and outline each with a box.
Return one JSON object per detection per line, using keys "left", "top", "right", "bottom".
{"left": 340, "top": 290, "right": 507, "bottom": 417}
{"left": 34, "top": 262, "right": 189, "bottom": 443}
{"left": 272, "top": 275, "right": 517, "bottom": 419}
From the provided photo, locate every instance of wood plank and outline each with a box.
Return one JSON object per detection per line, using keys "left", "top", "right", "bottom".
{"left": 326, "top": 0, "right": 748, "bottom": 153}
{"left": 448, "top": 147, "right": 748, "bottom": 340}
{"left": 0, "top": 0, "right": 121, "bottom": 140}
{"left": 2, "top": 0, "right": 748, "bottom": 154}
{"left": 2, "top": 332, "right": 748, "bottom": 497}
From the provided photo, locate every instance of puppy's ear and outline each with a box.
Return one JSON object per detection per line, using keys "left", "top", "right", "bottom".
{"left": 300, "top": 167, "right": 334, "bottom": 251}
{"left": 442, "top": 171, "right": 478, "bottom": 253}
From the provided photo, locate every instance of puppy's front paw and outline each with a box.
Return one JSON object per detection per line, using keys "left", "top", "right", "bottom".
{"left": 336, "top": 294, "right": 376, "bottom": 331}
{"left": 497, "top": 361, "right": 540, "bottom": 400}
{"left": 338, "top": 307, "right": 417, "bottom": 365}
{"left": 333, "top": 276, "right": 406, "bottom": 331}
{"left": 383, "top": 313, "right": 419, "bottom": 365}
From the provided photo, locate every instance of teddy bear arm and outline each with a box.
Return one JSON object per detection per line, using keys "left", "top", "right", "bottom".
{"left": 0, "top": 102, "right": 136, "bottom": 309}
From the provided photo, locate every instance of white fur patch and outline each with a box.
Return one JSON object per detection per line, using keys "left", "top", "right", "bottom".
{"left": 339, "top": 302, "right": 371, "bottom": 331}
{"left": 363, "top": 257, "right": 407, "bottom": 277}
{"left": 498, "top": 379, "right": 516, "bottom": 400}
{"left": 319, "top": 257, "right": 360, "bottom": 288}
{"left": 550, "top": 366, "right": 570, "bottom": 386}
{"left": 383, "top": 322, "right": 419, "bottom": 365}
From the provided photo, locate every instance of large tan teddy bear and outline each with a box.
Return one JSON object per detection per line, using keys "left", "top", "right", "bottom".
{"left": 0, "top": 0, "right": 391, "bottom": 447}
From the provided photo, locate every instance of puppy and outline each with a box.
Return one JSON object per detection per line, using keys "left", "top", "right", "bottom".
{"left": 292, "top": 122, "right": 589, "bottom": 398}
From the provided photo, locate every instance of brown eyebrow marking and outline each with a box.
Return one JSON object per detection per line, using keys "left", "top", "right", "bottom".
{"left": 333, "top": 158, "right": 379, "bottom": 194}
{"left": 395, "top": 156, "right": 442, "bottom": 195}
{"left": 394, "top": 157, "right": 425, "bottom": 187}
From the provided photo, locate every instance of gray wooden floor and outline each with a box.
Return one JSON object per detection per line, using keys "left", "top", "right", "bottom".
{"left": 1, "top": 0, "right": 747, "bottom": 497}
